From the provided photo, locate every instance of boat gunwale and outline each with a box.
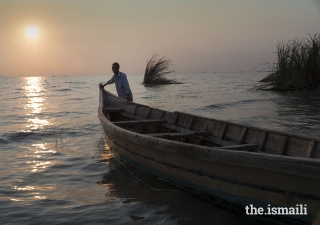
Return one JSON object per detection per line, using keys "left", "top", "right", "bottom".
{"left": 101, "top": 87, "right": 320, "bottom": 143}
{"left": 175, "top": 111, "right": 320, "bottom": 143}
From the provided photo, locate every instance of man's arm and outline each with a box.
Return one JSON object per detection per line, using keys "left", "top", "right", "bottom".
{"left": 101, "top": 76, "right": 114, "bottom": 88}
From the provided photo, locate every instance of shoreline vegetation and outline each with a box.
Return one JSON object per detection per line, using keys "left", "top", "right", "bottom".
{"left": 258, "top": 33, "right": 320, "bottom": 91}
{"left": 142, "top": 53, "right": 181, "bottom": 86}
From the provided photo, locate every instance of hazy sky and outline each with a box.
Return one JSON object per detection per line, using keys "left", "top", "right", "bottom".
{"left": 0, "top": 0, "right": 319, "bottom": 77}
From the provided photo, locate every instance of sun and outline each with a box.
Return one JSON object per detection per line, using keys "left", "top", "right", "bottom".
{"left": 25, "top": 26, "right": 39, "bottom": 39}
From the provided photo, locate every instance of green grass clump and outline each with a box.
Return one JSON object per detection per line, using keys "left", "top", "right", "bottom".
{"left": 258, "top": 33, "right": 320, "bottom": 91}
{"left": 143, "top": 54, "right": 178, "bottom": 85}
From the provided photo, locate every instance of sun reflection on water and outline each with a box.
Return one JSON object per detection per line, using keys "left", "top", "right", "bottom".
{"left": 10, "top": 198, "right": 23, "bottom": 202}
{"left": 24, "top": 77, "right": 44, "bottom": 114}
{"left": 32, "top": 143, "right": 56, "bottom": 154}
{"left": 25, "top": 143, "right": 56, "bottom": 173}
{"left": 21, "top": 78, "right": 55, "bottom": 176}
{"left": 34, "top": 196, "right": 47, "bottom": 200}
{"left": 14, "top": 186, "right": 35, "bottom": 191}
{"left": 23, "top": 77, "right": 52, "bottom": 130}
{"left": 12, "top": 185, "right": 52, "bottom": 201}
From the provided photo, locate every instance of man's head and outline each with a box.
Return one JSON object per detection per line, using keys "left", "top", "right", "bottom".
{"left": 112, "top": 62, "right": 120, "bottom": 75}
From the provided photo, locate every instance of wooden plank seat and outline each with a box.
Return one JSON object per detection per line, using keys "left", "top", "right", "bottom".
{"left": 156, "top": 123, "right": 188, "bottom": 132}
{"left": 157, "top": 123, "right": 238, "bottom": 146}
{"left": 113, "top": 119, "right": 166, "bottom": 126}
{"left": 216, "top": 144, "right": 258, "bottom": 151}
{"left": 146, "top": 131, "right": 211, "bottom": 138}
{"left": 119, "top": 112, "right": 147, "bottom": 120}
{"left": 200, "top": 136, "right": 238, "bottom": 147}
{"left": 104, "top": 107, "right": 124, "bottom": 113}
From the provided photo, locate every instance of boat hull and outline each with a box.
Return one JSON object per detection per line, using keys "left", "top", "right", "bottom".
{"left": 98, "top": 88, "right": 320, "bottom": 224}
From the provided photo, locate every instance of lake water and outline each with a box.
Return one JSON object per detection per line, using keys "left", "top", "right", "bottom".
{"left": 1, "top": 72, "right": 320, "bottom": 224}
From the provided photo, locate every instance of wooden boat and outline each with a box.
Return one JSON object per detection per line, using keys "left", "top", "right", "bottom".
{"left": 98, "top": 86, "right": 320, "bottom": 224}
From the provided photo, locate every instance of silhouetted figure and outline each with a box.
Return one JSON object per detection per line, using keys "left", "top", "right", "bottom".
{"left": 101, "top": 62, "right": 133, "bottom": 102}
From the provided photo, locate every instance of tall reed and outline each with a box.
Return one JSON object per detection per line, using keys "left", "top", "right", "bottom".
{"left": 143, "top": 54, "right": 176, "bottom": 85}
{"left": 259, "top": 33, "right": 320, "bottom": 90}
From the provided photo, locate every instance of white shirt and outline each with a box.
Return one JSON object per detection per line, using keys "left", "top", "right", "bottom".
{"left": 106, "top": 71, "right": 133, "bottom": 99}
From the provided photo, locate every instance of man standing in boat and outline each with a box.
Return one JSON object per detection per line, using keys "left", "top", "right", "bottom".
{"left": 101, "top": 62, "right": 133, "bottom": 102}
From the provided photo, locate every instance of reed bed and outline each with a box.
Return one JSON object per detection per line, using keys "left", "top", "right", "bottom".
{"left": 258, "top": 33, "right": 320, "bottom": 91}
{"left": 143, "top": 54, "right": 178, "bottom": 85}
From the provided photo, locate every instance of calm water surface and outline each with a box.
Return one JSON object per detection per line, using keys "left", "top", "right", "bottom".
{"left": 1, "top": 73, "right": 320, "bottom": 224}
